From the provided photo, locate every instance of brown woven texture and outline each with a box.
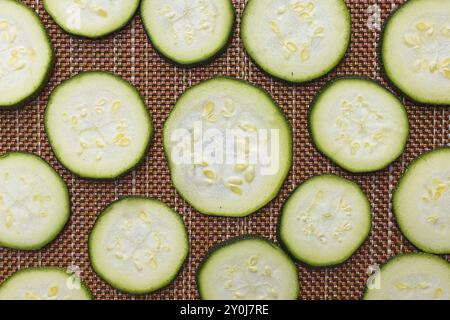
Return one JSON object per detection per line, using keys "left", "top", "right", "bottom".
{"left": 0, "top": 0, "right": 448, "bottom": 300}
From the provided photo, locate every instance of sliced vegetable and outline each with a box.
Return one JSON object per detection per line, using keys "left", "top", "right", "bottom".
{"left": 163, "top": 76, "right": 292, "bottom": 217}
{"left": 381, "top": 0, "right": 450, "bottom": 105}
{"left": 141, "top": 0, "right": 235, "bottom": 65}
{"left": 364, "top": 253, "right": 450, "bottom": 300}
{"left": 197, "top": 236, "right": 299, "bottom": 300}
{"left": 280, "top": 174, "right": 372, "bottom": 266}
{"left": 0, "top": 152, "right": 70, "bottom": 250}
{"left": 89, "top": 197, "right": 189, "bottom": 294}
{"left": 310, "top": 78, "right": 409, "bottom": 173}
{"left": 393, "top": 147, "right": 450, "bottom": 254}
{"left": 241, "top": 0, "right": 351, "bottom": 82}
{"left": 45, "top": 71, "right": 153, "bottom": 179}
{"left": 0, "top": 267, "right": 92, "bottom": 300}
{"left": 44, "top": 0, "right": 140, "bottom": 38}
{"left": 0, "top": 0, "right": 53, "bottom": 108}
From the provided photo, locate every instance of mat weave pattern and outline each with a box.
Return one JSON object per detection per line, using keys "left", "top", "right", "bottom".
{"left": 0, "top": 0, "right": 449, "bottom": 300}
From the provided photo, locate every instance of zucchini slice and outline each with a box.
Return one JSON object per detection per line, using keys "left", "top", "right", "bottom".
{"left": 43, "top": 0, "right": 140, "bottom": 39}
{"left": 241, "top": 0, "right": 350, "bottom": 83}
{"left": 163, "top": 77, "right": 292, "bottom": 217}
{"left": 0, "top": 152, "right": 70, "bottom": 250}
{"left": 280, "top": 174, "right": 372, "bottom": 266}
{"left": 141, "top": 0, "right": 235, "bottom": 65}
{"left": 0, "top": 0, "right": 53, "bottom": 108}
{"left": 197, "top": 237, "right": 299, "bottom": 300}
{"left": 364, "top": 253, "right": 450, "bottom": 300}
{"left": 309, "top": 78, "right": 409, "bottom": 173}
{"left": 89, "top": 197, "right": 189, "bottom": 294}
{"left": 45, "top": 71, "right": 153, "bottom": 180}
{"left": 393, "top": 148, "right": 450, "bottom": 254}
{"left": 0, "top": 267, "right": 92, "bottom": 300}
{"left": 381, "top": 0, "right": 450, "bottom": 105}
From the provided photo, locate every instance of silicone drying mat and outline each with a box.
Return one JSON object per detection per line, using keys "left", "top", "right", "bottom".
{"left": 0, "top": 0, "right": 449, "bottom": 300}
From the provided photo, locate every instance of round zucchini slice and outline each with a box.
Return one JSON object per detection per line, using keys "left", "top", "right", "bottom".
{"left": 393, "top": 148, "right": 450, "bottom": 254}
{"left": 364, "top": 253, "right": 450, "bottom": 300}
{"left": 163, "top": 77, "right": 292, "bottom": 217}
{"left": 309, "top": 78, "right": 409, "bottom": 173}
{"left": 197, "top": 237, "right": 299, "bottom": 300}
{"left": 0, "top": 0, "right": 53, "bottom": 108}
{"left": 141, "top": 0, "right": 235, "bottom": 65}
{"left": 0, "top": 152, "right": 70, "bottom": 250}
{"left": 89, "top": 197, "right": 189, "bottom": 294}
{"left": 43, "top": 0, "right": 140, "bottom": 39}
{"left": 280, "top": 174, "right": 372, "bottom": 267}
{"left": 381, "top": 0, "right": 450, "bottom": 105}
{"left": 45, "top": 71, "right": 153, "bottom": 180}
{"left": 0, "top": 267, "right": 92, "bottom": 300}
{"left": 241, "top": 0, "right": 350, "bottom": 83}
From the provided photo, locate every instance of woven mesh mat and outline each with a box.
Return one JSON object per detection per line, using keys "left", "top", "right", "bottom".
{"left": 0, "top": 0, "right": 449, "bottom": 300}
